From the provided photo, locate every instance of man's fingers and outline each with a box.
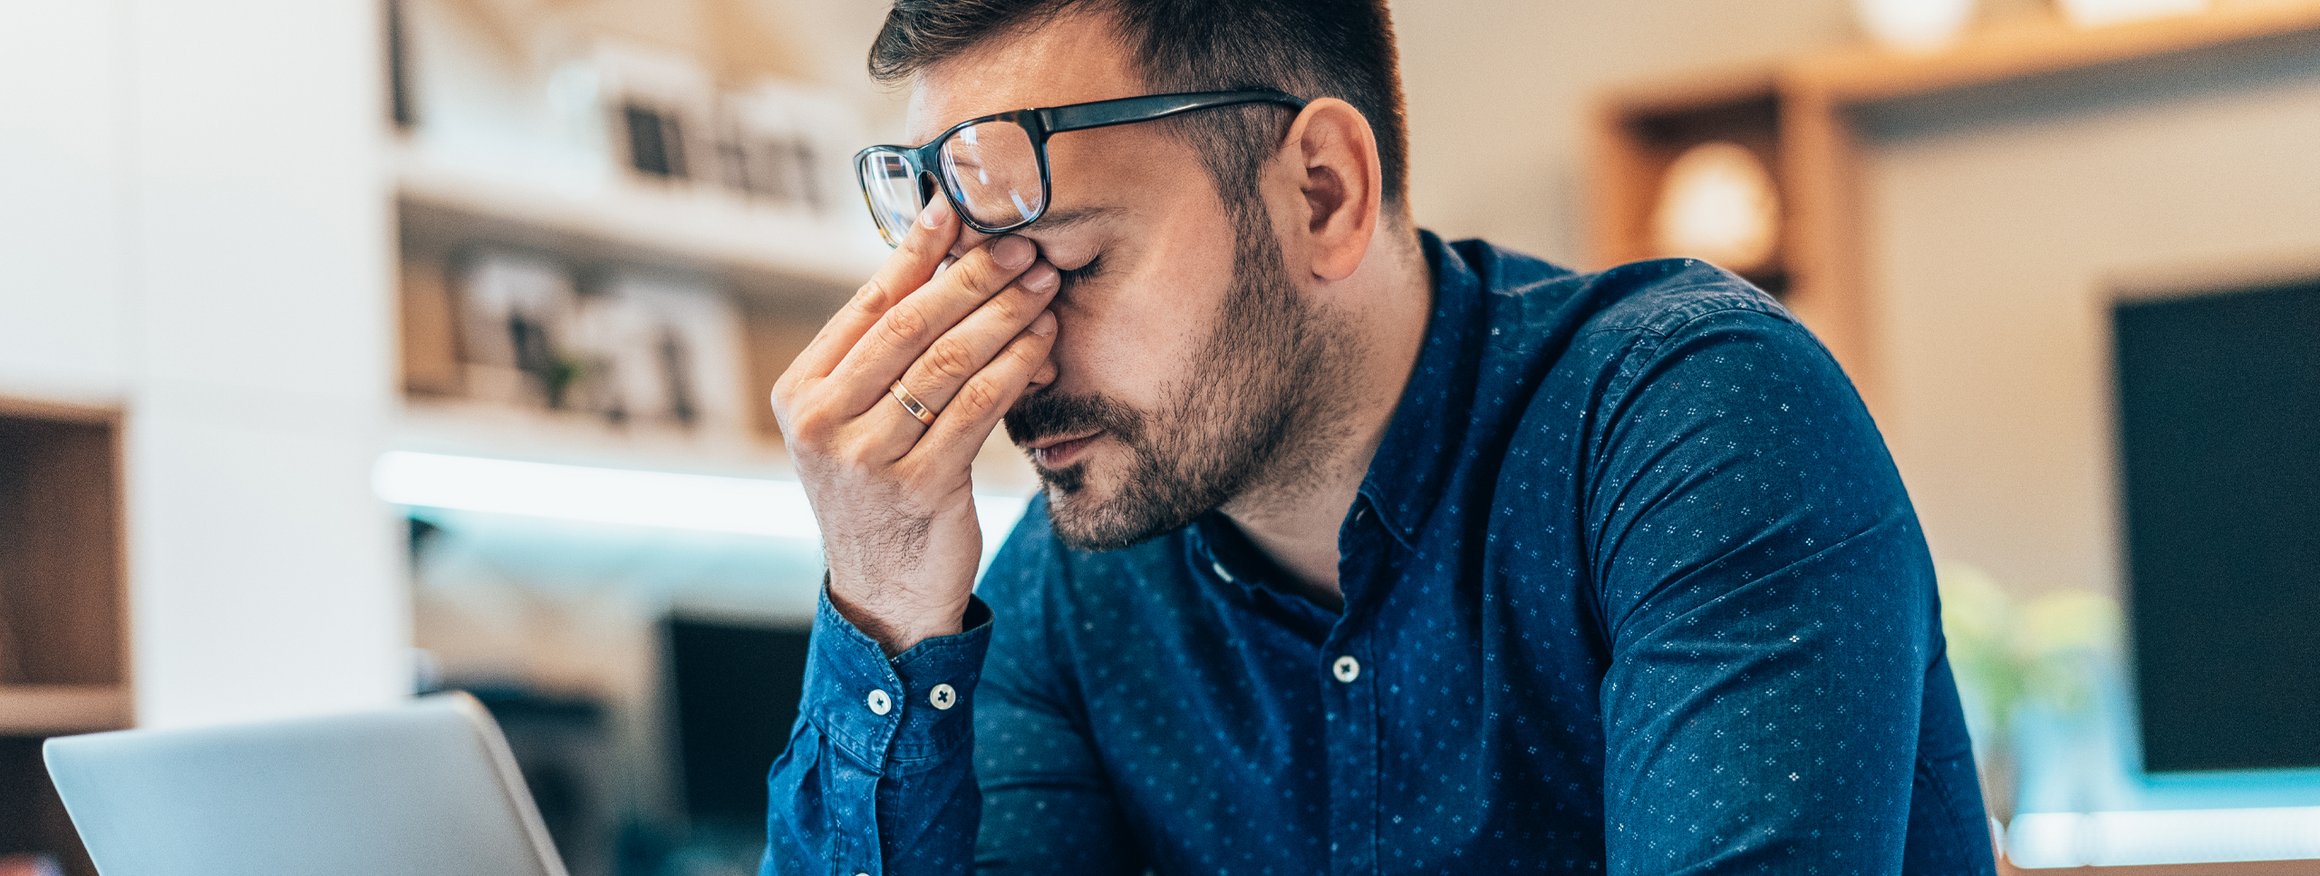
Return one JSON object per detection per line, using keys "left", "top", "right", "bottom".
{"left": 824, "top": 235, "right": 1039, "bottom": 414}
{"left": 908, "top": 312, "right": 1057, "bottom": 465}
{"left": 784, "top": 200, "right": 958, "bottom": 384}
{"left": 892, "top": 262, "right": 1059, "bottom": 412}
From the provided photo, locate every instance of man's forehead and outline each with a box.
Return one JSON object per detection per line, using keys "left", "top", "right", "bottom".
{"left": 902, "top": 11, "right": 1143, "bottom": 144}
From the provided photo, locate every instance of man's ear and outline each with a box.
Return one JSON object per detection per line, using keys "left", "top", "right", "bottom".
{"left": 1279, "top": 97, "right": 1381, "bottom": 283}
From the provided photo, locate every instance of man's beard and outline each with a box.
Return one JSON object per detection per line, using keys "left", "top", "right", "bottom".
{"left": 1002, "top": 203, "right": 1355, "bottom": 552}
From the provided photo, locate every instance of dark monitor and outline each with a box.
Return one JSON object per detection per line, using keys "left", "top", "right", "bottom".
{"left": 663, "top": 615, "right": 812, "bottom": 828}
{"left": 2112, "top": 277, "right": 2320, "bottom": 773}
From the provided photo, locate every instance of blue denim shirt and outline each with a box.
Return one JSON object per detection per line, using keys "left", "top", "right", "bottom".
{"left": 766, "top": 233, "right": 1995, "bottom": 874}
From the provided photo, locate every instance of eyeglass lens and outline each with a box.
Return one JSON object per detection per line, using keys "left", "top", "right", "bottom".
{"left": 938, "top": 120, "right": 1047, "bottom": 233}
{"left": 859, "top": 151, "right": 924, "bottom": 246}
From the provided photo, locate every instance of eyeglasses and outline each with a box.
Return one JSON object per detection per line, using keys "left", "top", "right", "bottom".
{"left": 853, "top": 89, "right": 1309, "bottom": 247}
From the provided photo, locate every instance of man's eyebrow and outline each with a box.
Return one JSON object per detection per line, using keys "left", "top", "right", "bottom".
{"left": 1035, "top": 206, "right": 1114, "bottom": 231}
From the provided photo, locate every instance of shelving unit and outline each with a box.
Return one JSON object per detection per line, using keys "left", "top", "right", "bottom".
{"left": 391, "top": 135, "right": 858, "bottom": 476}
{"left": 0, "top": 398, "right": 127, "bottom": 876}
{"left": 1587, "top": 67, "right": 1788, "bottom": 296}
{"left": 394, "top": 141, "right": 886, "bottom": 307}
{"left": 387, "top": 139, "right": 1042, "bottom": 517}
{"left": 1589, "top": 0, "right": 2320, "bottom": 417}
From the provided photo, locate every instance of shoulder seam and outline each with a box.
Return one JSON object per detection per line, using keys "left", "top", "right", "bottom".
{"left": 1577, "top": 284, "right": 1796, "bottom": 342}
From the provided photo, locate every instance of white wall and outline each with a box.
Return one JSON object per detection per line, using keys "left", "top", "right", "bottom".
{"left": 0, "top": 2, "right": 133, "bottom": 403}
{"left": 0, "top": 0, "right": 411, "bottom": 727}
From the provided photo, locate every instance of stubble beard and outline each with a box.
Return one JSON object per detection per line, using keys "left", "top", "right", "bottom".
{"left": 1002, "top": 204, "right": 1359, "bottom": 552}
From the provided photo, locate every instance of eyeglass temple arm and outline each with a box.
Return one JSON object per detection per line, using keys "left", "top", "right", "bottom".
{"left": 1039, "top": 89, "right": 1308, "bottom": 134}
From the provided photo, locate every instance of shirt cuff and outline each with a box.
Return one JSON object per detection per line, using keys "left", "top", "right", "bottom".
{"left": 802, "top": 585, "right": 993, "bottom": 773}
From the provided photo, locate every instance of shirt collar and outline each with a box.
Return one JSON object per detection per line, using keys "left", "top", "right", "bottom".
{"left": 1187, "top": 230, "right": 1491, "bottom": 589}
{"left": 1353, "top": 230, "right": 1487, "bottom": 547}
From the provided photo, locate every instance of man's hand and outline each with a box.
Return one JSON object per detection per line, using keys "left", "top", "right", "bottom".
{"left": 772, "top": 200, "right": 1061, "bottom": 654}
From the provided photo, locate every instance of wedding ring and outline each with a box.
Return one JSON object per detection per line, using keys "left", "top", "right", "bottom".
{"left": 888, "top": 379, "right": 937, "bottom": 426}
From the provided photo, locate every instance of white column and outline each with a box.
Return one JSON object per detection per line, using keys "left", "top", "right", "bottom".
{"left": 122, "top": 0, "right": 410, "bottom": 727}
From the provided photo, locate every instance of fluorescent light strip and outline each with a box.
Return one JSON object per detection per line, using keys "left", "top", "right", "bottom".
{"left": 2008, "top": 806, "right": 2320, "bottom": 868}
{"left": 373, "top": 451, "right": 1030, "bottom": 549}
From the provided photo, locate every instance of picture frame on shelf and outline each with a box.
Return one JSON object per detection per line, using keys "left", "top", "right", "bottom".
{"left": 454, "top": 248, "right": 581, "bottom": 410}
{"left": 713, "top": 81, "right": 868, "bottom": 220}
{"left": 590, "top": 44, "right": 718, "bottom": 186}
{"left": 574, "top": 272, "right": 749, "bottom": 432}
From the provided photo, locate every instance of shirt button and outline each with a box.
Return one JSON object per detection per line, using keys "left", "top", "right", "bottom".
{"left": 1209, "top": 560, "right": 1235, "bottom": 583}
{"left": 865, "top": 689, "right": 893, "bottom": 716}
{"left": 1353, "top": 506, "right": 1369, "bottom": 524}
{"left": 1332, "top": 655, "right": 1361, "bottom": 683}
{"left": 928, "top": 683, "right": 958, "bottom": 710}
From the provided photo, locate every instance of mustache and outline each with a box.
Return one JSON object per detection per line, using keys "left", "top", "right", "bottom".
{"left": 1004, "top": 391, "right": 1142, "bottom": 448}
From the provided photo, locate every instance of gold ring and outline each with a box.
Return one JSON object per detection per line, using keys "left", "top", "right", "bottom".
{"left": 889, "top": 379, "right": 937, "bottom": 426}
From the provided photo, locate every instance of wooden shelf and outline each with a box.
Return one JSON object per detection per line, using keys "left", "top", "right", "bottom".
{"left": 1788, "top": 1, "right": 2320, "bottom": 103}
{"left": 389, "top": 396, "right": 1040, "bottom": 498}
{"left": 395, "top": 397, "right": 790, "bottom": 479}
{"left": 0, "top": 685, "right": 130, "bottom": 736}
{"left": 393, "top": 142, "right": 886, "bottom": 313}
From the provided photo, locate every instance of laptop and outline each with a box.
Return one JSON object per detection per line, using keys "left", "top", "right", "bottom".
{"left": 43, "top": 692, "right": 569, "bottom": 876}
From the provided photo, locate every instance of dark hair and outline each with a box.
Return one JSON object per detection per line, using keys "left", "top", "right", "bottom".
{"left": 868, "top": 0, "right": 1409, "bottom": 209}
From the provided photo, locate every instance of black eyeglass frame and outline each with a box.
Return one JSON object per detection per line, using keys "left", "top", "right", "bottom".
{"left": 853, "top": 89, "right": 1310, "bottom": 245}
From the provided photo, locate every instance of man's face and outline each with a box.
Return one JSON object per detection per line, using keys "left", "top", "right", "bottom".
{"left": 907, "top": 13, "right": 1351, "bottom": 551}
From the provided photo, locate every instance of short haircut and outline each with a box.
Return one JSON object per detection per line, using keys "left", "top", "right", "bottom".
{"left": 868, "top": 0, "right": 1409, "bottom": 210}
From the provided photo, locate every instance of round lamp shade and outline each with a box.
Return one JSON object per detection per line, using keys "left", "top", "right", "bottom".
{"left": 1649, "top": 141, "right": 1782, "bottom": 275}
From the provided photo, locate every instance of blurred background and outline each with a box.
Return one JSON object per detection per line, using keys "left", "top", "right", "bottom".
{"left": 2, "top": 0, "right": 2317, "bottom": 873}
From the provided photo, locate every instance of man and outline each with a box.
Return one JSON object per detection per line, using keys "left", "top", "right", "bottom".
{"left": 764, "top": 0, "right": 1996, "bottom": 872}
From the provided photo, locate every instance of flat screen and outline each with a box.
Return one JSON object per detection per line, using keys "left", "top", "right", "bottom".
{"left": 2113, "top": 278, "right": 2320, "bottom": 773}
{"left": 664, "top": 616, "right": 812, "bottom": 827}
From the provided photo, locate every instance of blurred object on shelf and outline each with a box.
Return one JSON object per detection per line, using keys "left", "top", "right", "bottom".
{"left": 1648, "top": 140, "right": 1783, "bottom": 275}
{"left": 587, "top": 45, "right": 865, "bottom": 221}
{"left": 1856, "top": 0, "right": 1982, "bottom": 49}
{"left": 1939, "top": 562, "right": 2123, "bottom": 827}
{"left": 574, "top": 273, "right": 748, "bottom": 431}
{"left": 2055, "top": 0, "right": 2211, "bottom": 28}
{"left": 456, "top": 250, "right": 582, "bottom": 410}
{"left": 402, "top": 255, "right": 465, "bottom": 396}
{"left": 713, "top": 81, "right": 864, "bottom": 215}
{"left": 440, "top": 249, "right": 750, "bottom": 433}
{"left": 593, "top": 43, "right": 717, "bottom": 184}
{"left": 401, "top": 0, "right": 877, "bottom": 235}
{"left": 0, "top": 855, "right": 63, "bottom": 876}
{"left": 1588, "top": 72, "right": 1790, "bottom": 297}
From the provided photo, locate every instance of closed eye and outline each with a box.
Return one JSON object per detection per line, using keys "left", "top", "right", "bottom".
{"left": 1057, "top": 255, "right": 1103, "bottom": 294}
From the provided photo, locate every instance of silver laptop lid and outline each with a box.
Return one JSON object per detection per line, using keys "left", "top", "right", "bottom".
{"left": 43, "top": 692, "right": 568, "bottom": 876}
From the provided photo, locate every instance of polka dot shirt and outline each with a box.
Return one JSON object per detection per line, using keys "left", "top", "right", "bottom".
{"left": 764, "top": 233, "right": 1996, "bottom": 875}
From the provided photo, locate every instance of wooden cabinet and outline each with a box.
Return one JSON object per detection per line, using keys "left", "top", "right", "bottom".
{"left": 0, "top": 399, "right": 127, "bottom": 876}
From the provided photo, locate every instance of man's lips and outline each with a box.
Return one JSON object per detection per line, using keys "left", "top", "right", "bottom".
{"left": 1022, "top": 429, "right": 1101, "bottom": 452}
{"left": 1024, "top": 429, "right": 1103, "bottom": 468}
